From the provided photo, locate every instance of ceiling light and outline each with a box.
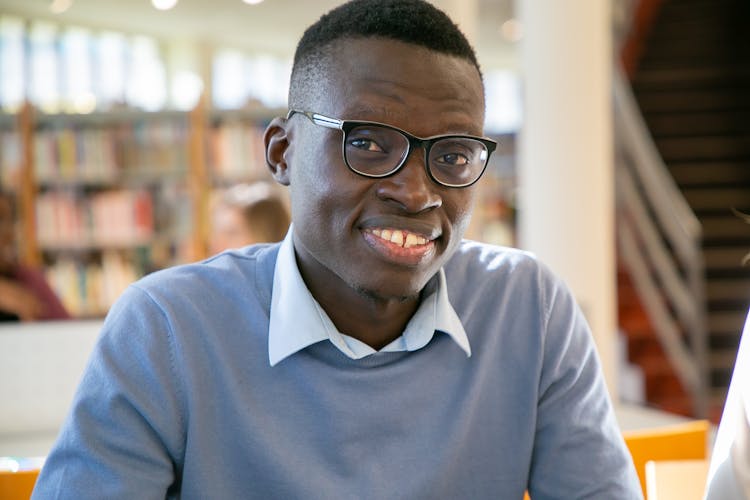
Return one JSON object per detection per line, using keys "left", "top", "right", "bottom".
{"left": 152, "top": 0, "right": 178, "bottom": 11}
{"left": 500, "top": 19, "right": 523, "bottom": 42}
{"left": 49, "top": 0, "right": 73, "bottom": 14}
{"left": 242, "top": 0, "right": 265, "bottom": 4}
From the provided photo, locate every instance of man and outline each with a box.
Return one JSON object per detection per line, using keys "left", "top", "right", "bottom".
{"left": 33, "top": 0, "right": 641, "bottom": 498}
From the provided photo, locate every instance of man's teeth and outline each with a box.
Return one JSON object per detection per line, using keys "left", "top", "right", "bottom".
{"left": 371, "top": 228, "right": 428, "bottom": 248}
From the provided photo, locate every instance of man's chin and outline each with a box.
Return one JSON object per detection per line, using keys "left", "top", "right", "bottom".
{"left": 351, "top": 277, "right": 429, "bottom": 304}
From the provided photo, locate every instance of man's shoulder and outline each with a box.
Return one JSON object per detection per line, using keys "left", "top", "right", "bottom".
{"left": 443, "top": 240, "right": 554, "bottom": 305}
{"left": 134, "top": 242, "right": 280, "bottom": 301}
{"left": 446, "top": 239, "right": 541, "bottom": 277}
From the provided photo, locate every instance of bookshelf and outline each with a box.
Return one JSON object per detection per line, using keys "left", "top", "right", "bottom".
{"left": 0, "top": 102, "right": 282, "bottom": 318}
{"left": 206, "top": 108, "right": 281, "bottom": 186}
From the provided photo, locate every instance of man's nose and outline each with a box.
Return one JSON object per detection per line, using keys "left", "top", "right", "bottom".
{"left": 374, "top": 150, "right": 442, "bottom": 213}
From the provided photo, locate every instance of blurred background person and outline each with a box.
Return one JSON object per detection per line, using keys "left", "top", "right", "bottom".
{"left": 209, "top": 181, "right": 290, "bottom": 255}
{"left": 0, "top": 190, "right": 69, "bottom": 321}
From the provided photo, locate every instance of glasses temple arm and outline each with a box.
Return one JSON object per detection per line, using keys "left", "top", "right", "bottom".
{"left": 310, "top": 113, "right": 343, "bottom": 130}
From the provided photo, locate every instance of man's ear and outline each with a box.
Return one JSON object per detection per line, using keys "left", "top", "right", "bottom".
{"left": 264, "top": 117, "right": 291, "bottom": 186}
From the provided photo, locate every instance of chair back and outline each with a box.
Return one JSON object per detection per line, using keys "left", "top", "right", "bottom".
{"left": 0, "top": 469, "right": 40, "bottom": 500}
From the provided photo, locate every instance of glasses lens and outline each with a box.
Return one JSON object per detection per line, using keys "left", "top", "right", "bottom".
{"left": 428, "top": 138, "right": 489, "bottom": 187}
{"left": 344, "top": 125, "right": 409, "bottom": 176}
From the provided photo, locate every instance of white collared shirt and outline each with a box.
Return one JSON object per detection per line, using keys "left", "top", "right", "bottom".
{"left": 268, "top": 226, "right": 471, "bottom": 366}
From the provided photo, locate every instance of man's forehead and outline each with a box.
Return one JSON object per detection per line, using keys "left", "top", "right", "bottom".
{"left": 323, "top": 38, "right": 483, "bottom": 97}
{"left": 325, "top": 36, "right": 477, "bottom": 72}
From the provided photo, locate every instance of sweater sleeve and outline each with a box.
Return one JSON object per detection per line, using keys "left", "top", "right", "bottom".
{"left": 527, "top": 267, "right": 643, "bottom": 499}
{"left": 32, "top": 285, "right": 186, "bottom": 500}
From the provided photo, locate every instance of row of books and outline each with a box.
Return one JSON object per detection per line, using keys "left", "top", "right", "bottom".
{"left": 0, "top": 130, "right": 21, "bottom": 187}
{"left": 45, "top": 251, "right": 142, "bottom": 317}
{"left": 209, "top": 121, "right": 269, "bottom": 181}
{"left": 1, "top": 120, "right": 273, "bottom": 186}
{"left": 36, "top": 189, "right": 154, "bottom": 248}
{"left": 33, "top": 121, "right": 189, "bottom": 183}
{"left": 34, "top": 127, "right": 119, "bottom": 182}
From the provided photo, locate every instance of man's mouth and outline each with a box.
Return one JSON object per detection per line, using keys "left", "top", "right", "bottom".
{"left": 369, "top": 228, "right": 430, "bottom": 248}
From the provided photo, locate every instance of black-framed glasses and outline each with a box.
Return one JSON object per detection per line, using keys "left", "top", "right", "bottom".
{"left": 287, "top": 109, "right": 497, "bottom": 188}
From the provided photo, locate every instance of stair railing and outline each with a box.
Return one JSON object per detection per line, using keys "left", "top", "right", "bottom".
{"left": 613, "top": 66, "right": 708, "bottom": 417}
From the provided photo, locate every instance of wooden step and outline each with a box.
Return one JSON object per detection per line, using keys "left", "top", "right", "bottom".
{"left": 706, "top": 295, "right": 750, "bottom": 312}
{"left": 638, "top": 91, "right": 750, "bottom": 113}
{"left": 646, "top": 18, "right": 739, "bottom": 42}
{"left": 668, "top": 162, "right": 750, "bottom": 186}
{"left": 662, "top": 140, "right": 750, "bottom": 163}
{"left": 709, "top": 331, "right": 743, "bottom": 353}
{"left": 711, "top": 365, "right": 734, "bottom": 388}
{"left": 706, "top": 267, "right": 750, "bottom": 281}
{"left": 657, "top": 0, "right": 737, "bottom": 18}
{"left": 641, "top": 50, "right": 748, "bottom": 69}
{"left": 700, "top": 213, "right": 750, "bottom": 243}
{"left": 709, "top": 348, "right": 740, "bottom": 372}
{"left": 645, "top": 6, "right": 750, "bottom": 45}
{"left": 703, "top": 246, "right": 750, "bottom": 270}
{"left": 683, "top": 187, "right": 750, "bottom": 212}
{"left": 646, "top": 112, "right": 750, "bottom": 137}
{"left": 708, "top": 333, "right": 741, "bottom": 352}
{"left": 642, "top": 42, "right": 747, "bottom": 64}
{"left": 634, "top": 66, "right": 750, "bottom": 90}
{"left": 708, "top": 309, "right": 749, "bottom": 335}
{"left": 656, "top": 135, "right": 750, "bottom": 162}
{"left": 705, "top": 277, "right": 750, "bottom": 303}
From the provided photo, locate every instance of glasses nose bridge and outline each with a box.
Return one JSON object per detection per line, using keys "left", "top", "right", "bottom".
{"left": 397, "top": 133, "right": 431, "bottom": 174}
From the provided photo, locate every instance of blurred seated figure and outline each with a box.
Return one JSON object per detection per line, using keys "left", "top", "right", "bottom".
{"left": 0, "top": 190, "right": 69, "bottom": 321}
{"left": 209, "top": 182, "right": 290, "bottom": 255}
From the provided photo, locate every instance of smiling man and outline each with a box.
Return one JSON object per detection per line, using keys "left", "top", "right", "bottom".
{"left": 33, "top": 1, "right": 641, "bottom": 498}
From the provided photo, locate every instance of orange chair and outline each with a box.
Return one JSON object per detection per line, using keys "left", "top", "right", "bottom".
{"left": 523, "top": 420, "right": 709, "bottom": 499}
{"left": 0, "top": 469, "right": 40, "bottom": 500}
{"left": 622, "top": 419, "right": 710, "bottom": 497}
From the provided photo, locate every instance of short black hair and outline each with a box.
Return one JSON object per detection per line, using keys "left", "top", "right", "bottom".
{"left": 289, "top": 0, "right": 481, "bottom": 108}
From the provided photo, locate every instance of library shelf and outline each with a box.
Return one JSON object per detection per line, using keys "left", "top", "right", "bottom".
{"left": 0, "top": 102, "right": 282, "bottom": 318}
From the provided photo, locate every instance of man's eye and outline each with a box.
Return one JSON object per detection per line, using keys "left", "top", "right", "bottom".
{"left": 349, "top": 138, "right": 384, "bottom": 152}
{"left": 436, "top": 153, "right": 470, "bottom": 166}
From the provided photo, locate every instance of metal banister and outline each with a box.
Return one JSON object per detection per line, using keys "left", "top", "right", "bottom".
{"left": 613, "top": 66, "right": 708, "bottom": 417}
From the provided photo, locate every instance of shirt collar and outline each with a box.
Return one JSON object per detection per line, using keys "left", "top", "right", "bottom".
{"left": 268, "top": 225, "right": 470, "bottom": 366}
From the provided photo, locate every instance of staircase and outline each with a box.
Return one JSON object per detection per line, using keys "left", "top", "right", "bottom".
{"left": 631, "top": 0, "right": 750, "bottom": 416}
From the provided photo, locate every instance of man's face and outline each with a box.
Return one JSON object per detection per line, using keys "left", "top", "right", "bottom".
{"left": 282, "top": 38, "right": 485, "bottom": 302}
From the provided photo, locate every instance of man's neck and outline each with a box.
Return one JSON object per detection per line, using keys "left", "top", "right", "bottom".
{"left": 322, "top": 292, "right": 421, "bottom": 350}
{"left": 299, "top": 268, "right": 422, "bottom": 350}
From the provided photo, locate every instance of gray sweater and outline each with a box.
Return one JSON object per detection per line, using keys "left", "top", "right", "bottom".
{"left": 33, "top": 240, "right": 642, "bottom": 499}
